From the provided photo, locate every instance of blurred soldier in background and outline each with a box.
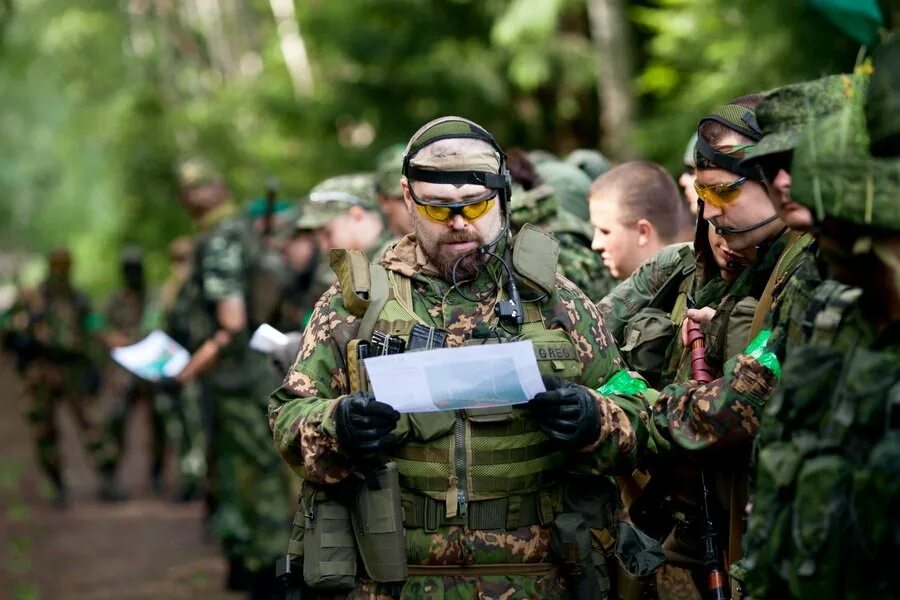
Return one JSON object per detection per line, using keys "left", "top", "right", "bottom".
{"left": 679, "top": 133, "right": 701, "bottom": 215}
{"left": 158, "top": 236, "right": 206, "bottom": 502}
{"left": 99, "top": 247, "right": 165, "bottom": 496}
{"left": 589, "top": 161, "right": 694, "bottom": 281}
{"left": 6, "top": 247, "right": 120, "bottom": 506}
{"left": 509, "top": 149, "right": 617, "bottom": 301}
{"left": 163, "top": 157, "right": 291, "bottom": 597}
{"left": 565, "top": 147, "right": 611, "bottom": 181}
{"left": 375, "top": 144, "right": 415, "bottom": 243}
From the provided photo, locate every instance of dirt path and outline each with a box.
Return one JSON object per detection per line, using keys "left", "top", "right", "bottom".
{"left": 0, "top": 358, "right": 241, "bottom": 600}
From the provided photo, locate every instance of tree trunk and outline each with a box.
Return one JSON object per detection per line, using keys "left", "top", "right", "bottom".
{"left": 268, "top": 0, "right": 314, "bottom": 98}
{"left": 586, "top": 0, "right": 637, "bottom": 160}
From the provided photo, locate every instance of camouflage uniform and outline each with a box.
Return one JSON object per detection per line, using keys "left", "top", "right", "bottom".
{"left": 742, "top": 43, "right": 900, "bottom": 599}
{"left": 189, "top": 202, "right": 292, "bottom": 573}
{"left": 270, "top": 233, "right": 645, "bottom": 598}
{"left": 8, "top": 265, "right": 116, "bottom": 498}
{"left": 157, "top": 237, "right": 207, "bottom": 497}
{"left": 511, "top": 161, "right": 616, "bottom": 302}
{"left": 291, "top": 172, "right": 393, "bottom": 325}
{"left": 606, "top": 77, "right": 867, "bottom": 600}
{"left": 102, "top": 284, "right": 168, "bottom": 490}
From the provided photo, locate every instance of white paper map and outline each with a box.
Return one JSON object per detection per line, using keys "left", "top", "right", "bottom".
{"left": 249, "top": 323, "right": 290, "bottom": 353}
{"left": 364, "top": 340, "right": 545, "bottom": 413}
{"left": 110, "top": 330, "right": 190, "bottom": 382}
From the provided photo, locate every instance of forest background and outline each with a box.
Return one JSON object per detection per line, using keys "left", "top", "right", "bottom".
{"left": 0, "top": 0, "right": 895, "bottom": 293}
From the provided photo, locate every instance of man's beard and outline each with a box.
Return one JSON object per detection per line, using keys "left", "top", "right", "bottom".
{"left": 416, "top": 225, "right": 489, "bottom": 281}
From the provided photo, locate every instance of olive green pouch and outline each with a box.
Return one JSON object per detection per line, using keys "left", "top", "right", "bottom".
{"left": 302, "top": 489, "right": 358, "bottom": 590}
{"left": 512, "top": 223, "right": 560, "bottom": 297}
{"left": 352, "top": 462, "right": 408, "bottom": 582}
{"left": 620, "top": 309, "right": 676, "bottom": 389}
{"left": 525, "top": 327, "right": 583, "bottom": 380}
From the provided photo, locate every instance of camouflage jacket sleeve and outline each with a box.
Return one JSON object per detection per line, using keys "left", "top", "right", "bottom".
{"left": 648, "top": 254, "right": 821, "bottom": 452}
{"left": 597, "top": 243, "right": 693, "bottom": 345}
{"left": 201, "top": 220, "right": 247, "bottom": 302}
{"left": 268, "top": 282, "right": 360, "bottom": 485}
{"left": 552, "top": 275, "right": 651, "bottom": 474}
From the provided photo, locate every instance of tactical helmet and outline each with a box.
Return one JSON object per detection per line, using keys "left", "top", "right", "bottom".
{"left": 565, "top": 149, "right": 611, "bottom": 181}
{"left": 534, "top": 161, "right": 592, "bottom": 223}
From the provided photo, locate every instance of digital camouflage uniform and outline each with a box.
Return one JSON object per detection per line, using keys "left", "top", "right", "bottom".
{"left": 511, "top": 161, "right": 616, "bottom": 302}
{"left": 605, "top": 76, "right": 866, "bottom": 599}
{"left": 160, "top": 238, "right": 210, "bottom": 497}
{"left": 269, "top": 233, "right": 644, "bottom": 599}
{"left": 742, "top": 41, "right": 900, "bottom": 599}
{"left": 8, "top": 275, "right": 117, "bottom": 495}
{"left": 190, "top": 202, "right": 292, "bottom": 572}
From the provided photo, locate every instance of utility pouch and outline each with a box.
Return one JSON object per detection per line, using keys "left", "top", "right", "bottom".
{"left": 347, "top": 340, "right": 370, "bottom": 394}
{"left": 551, "top": 512, "right": 605, "bottom": 600}
{"left": 302, "top": 490, "right": 358, "bottom": 590}
{"left": 614, "top": 520, "right": 665, "bottom": 599}
{"left": 620, "top": 308, "right": 676, "bottom": 389}
{"left": 352, "top": 462, "right": 408, "bottom": 583}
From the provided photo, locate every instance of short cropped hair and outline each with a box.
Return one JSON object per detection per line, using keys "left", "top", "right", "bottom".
{"left": 589, "top": 161, "right": 689, "bottom": 243}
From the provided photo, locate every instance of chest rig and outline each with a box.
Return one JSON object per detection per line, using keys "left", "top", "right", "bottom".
{"left": 332, "top": 226, "right": 581, "bottom": 532}
{"left": 745, "top": 280, "right": 900, "bottom": 598}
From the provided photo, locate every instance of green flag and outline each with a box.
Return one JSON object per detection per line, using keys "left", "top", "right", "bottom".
{"left": 806, "top": 0, "right": 884, "bottom": 46}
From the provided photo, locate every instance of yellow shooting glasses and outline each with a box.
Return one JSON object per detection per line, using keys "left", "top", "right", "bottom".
{"left": 694, "top": 176, "right": 748, "bottom": 208}
{"left": 410, "top": 188, "right": 497, "bottom": 224}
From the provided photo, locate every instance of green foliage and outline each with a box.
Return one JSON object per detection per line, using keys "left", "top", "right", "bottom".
{"left": 0, "top": 0, "right": 865, "bottom": 298}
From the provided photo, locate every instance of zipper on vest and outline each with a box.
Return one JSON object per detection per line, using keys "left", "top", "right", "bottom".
{"left": 454, "top": 410, "right": 468, "bottom": 518}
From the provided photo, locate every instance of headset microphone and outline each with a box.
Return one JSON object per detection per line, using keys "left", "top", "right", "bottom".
{"left": 714, "top": 213, "right": 779, "bottom": 236}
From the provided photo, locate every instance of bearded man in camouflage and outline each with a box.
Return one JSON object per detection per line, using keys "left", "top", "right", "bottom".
{"left": 269, "top": 116, "right": 644, "bottom": 599}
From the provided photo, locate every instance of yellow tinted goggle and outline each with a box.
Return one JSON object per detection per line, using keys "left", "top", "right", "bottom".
{"left": 413, "top": 197, "right": 496, "bottom": 224}
{"left": 694, "top": 177, "right": 747, "bottom": 208}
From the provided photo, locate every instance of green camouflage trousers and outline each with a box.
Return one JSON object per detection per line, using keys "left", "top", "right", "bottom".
{"left": 209, "top": 387, "right": 292, "bottom": 572}
{"left": 103, "top": 369, "right": 167, "bottom": 483}
{"left": 23, "top": 359, "right": 117, "bottom": 486}
{"left": 155, "top": 383, "right": 206, "bottom": 490}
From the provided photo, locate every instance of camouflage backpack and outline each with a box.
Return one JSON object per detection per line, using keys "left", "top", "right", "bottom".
{"left": 744, "top": 279, "right": 900, "bottom": 598}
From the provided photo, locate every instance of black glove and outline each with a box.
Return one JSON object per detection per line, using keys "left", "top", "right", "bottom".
{"left": 334, "top": 392, "right": 400, "bottom": 456}
{"left": 529, "top": 376, "right": 600, "bottom": 452}
{"left": 157, "top": 376, "right": 183, "bottom": 395}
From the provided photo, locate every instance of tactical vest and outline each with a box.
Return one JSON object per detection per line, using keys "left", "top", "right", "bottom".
{"left": 334, "top": 227, "right": 581, "bottom": 532}
{"left": 743, "top": 280, "right": 900, "bottom": 599}
{"left": 289, "top": 228, "right": 628, "bottom": 595}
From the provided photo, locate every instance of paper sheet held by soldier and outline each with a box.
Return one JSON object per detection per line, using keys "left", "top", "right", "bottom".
{"left": 364, "top": 341, "right": 545, "bottom": 413}
{"left": 111, "top": 330, "right": 190, "bottom": 382}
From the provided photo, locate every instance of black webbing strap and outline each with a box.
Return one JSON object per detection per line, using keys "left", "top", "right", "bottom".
{"left": 404, "top": 166, "right": 509, "bottom": 190}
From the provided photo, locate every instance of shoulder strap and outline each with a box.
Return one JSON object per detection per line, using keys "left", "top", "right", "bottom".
{"left": 802, "top": 280, "right": 862, "bottom": 347}
{"left": 648, "top": 249, "right": 696, "bottom": 311}
{"left": 748, "top": 232, "right": 815, "bottom": 339}
{"left": 359, "top": 264, "right": 390, "bottom": 343}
